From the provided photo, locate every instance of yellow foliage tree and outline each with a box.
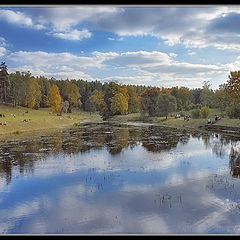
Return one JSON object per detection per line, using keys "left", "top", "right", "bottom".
{"left": 25, "top": 77, "right": 41, "bottom": 109}
{"left": 110, "top": 92, "right": 128, "bottom": 115}
{"left": 90, "top": 89, "right": 105, "bottom": 111}
{"left": 49, "top": 84, "right": 62, "bottom": 114}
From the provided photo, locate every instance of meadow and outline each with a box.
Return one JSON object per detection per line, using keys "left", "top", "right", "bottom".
{"left": 0, "top": 104, "right": 102, "bottom": 138}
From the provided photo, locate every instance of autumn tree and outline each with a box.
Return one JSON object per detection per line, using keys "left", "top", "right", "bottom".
{"left": 60, "top": 80, "right": 81, "bottom": 113}
{"left": 110, "top": 92, "right": 128, "bottom": 115}
{"left": 49, "top": 84, "right": 62, "bottom": 114}
{"left": 25, "top": 77, "right": 41, "bottom": 109}
{"left": 228, "top": 71, "right": 240, "bottom": 103}
{"left": 90, "top": 89, "right": 105, "bottom": 112}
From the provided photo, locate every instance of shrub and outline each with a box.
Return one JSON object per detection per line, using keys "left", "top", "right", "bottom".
{"left": 179, "top": 111, "right": 185, "bottom": 117}
{"left": 200, "top": 106, "right": 211, "bottom": 118}
{"left": 191, "top": 108, "right": 200, "bottom": 119}
{"left": 226, "top": 104, "right": 240, "bottom": 119}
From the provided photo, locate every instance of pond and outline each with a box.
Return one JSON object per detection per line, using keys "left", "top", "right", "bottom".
{"left": 0, "top": 122, "right": 240, "bottom": 234}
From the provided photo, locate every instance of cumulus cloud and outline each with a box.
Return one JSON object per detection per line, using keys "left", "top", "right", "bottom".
{"left": 52, "top": 28, "right": 92, "bottom": 41}
{"left": 4, "top": 6, "right": 240, "bottom": 47}
{"left": 0, "top": 9, "right": 44, "bottom": 29}
{"left": 7, "top": 50, "right": 105, "bottom": 69}
{"left": 6, "top": 49, "right": 233, "bottom": 88}
{"left": 32, "top": 6, "right": 121, "bottom": 32}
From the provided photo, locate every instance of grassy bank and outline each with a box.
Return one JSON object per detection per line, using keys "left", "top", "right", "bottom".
{"left": 0, "top": 104, "right": 102, "bottom": 138}
{"left": 110, "top": 109, "right": 240, "bottom": 132}
{"left": 0, "top": 104, "right": 239, "bottom": 139}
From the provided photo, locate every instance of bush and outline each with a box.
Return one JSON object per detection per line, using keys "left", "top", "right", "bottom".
{"left": 200, "top": 106, "right": 211, "bottom": 118}
{"left": 226, "top": 104, "right": 240, "bottom": 119}
{"left": 191, "top": 108, "right": 200, "bottom": 119}
{"left": 179, "top": 111, "right": 185, "bottom": 117}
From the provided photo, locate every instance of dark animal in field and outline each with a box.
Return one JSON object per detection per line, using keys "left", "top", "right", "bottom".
{"left": 0, "top": 114, "right": 5, "bottom": 117}
{"left": 22, "top": 119, "right": 31, "bottom": 122}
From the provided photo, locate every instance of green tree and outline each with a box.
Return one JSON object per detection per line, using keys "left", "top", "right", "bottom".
{"left": 0, "top": 62, "right": 10, "bottom": 103}
{"left": 141, "top": 87, "right": 161, "bottom": 117}
{"left": 37, "top": 76, "right": 51, "bottom": 107}
{"left": 126, "top": 85, "right": 140, "bottom": 113}
{"left": 200, "top": 81, "right": 214, "bottom": 107}
{"left": 191, "top": 108, "right": 200, "bottom": 119}
{"left": 178, "top": 87, "right": 190, "bottom": 110}
{"left": 9, "top": 71, "right": 24, "bottom": 106}
{"left": 213, "top": 84, "right": 230, "bottom": 114}
{"left": 156, "top": 93, "right": 177, "bottom": 119}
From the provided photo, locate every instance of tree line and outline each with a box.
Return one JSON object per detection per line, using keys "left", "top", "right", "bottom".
{"left": 0, "top": 62, "right": 240, "bottom": 120}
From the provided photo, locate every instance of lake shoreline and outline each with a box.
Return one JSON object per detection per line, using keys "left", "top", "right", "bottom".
{"left": 0, "top": 104, "right": 240, "bottom": 140}
{"left": 109, "top": 113, "right": 240, "bottom": 137}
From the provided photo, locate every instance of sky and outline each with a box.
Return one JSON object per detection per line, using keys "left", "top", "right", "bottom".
{"left": 1, "top": 5, "right": 240, "bottom": 89}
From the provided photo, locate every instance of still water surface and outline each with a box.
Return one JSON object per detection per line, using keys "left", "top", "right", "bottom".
{"left": 0, "top": 122, "right": 240, "bottom": 234}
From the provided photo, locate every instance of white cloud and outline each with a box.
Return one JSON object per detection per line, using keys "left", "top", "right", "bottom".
{"left": 6, "top": 49, "right": 232, "bottom": 89}
{"left": 0, "top": 9, "right": 44, "bottom": 30}
{"left": 7, "top": 51, "right": 105, "bottom": 69}
{"left": 52, "top": 29, "right": 92, "bottom": 41}
{"left": 5, "top": 6, "right": 240, "bottom": 47}
{"left": 0, "top": 37, "right": 7, "bottom": 47}
{"left": 34, "top": 6, "right": 121, "bottom": 32}
{"left": 0, "top": 47, "right": 6, "bottom": 58}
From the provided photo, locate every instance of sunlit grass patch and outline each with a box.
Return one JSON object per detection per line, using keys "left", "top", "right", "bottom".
{"left": 0, "top": 104, "right": 102, "bottom": 137}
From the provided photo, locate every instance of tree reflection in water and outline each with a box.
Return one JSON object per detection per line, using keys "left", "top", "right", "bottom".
{"left": 0, "top": 122, "right": 240, "bottom": 184}
{"left": 229, "top": 145, "right": 240, "bottom": 178}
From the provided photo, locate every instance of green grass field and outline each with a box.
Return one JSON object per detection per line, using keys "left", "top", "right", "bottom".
{"left": 0, "top": 104, "right": 102, "bottom": 137}
{"left": 0, "top": 104, "right": 239, "bottom": 139}
{"left": 110, "top": 108, "right": 240, "bottom": 130}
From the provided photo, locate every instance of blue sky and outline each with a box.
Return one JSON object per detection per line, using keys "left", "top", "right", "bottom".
{"left": 1, "top": 5, "right": 240, "bottom": 89}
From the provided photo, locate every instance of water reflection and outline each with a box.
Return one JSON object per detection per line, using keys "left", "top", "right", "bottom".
{"left": 0, "top": 123, "right": 240, "bottom": 233}
{"left": 229, "top": 145, "right": 240, "bottom": 178}
{"left": 0, "top": 123, "right": 239, "bottom": 185}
